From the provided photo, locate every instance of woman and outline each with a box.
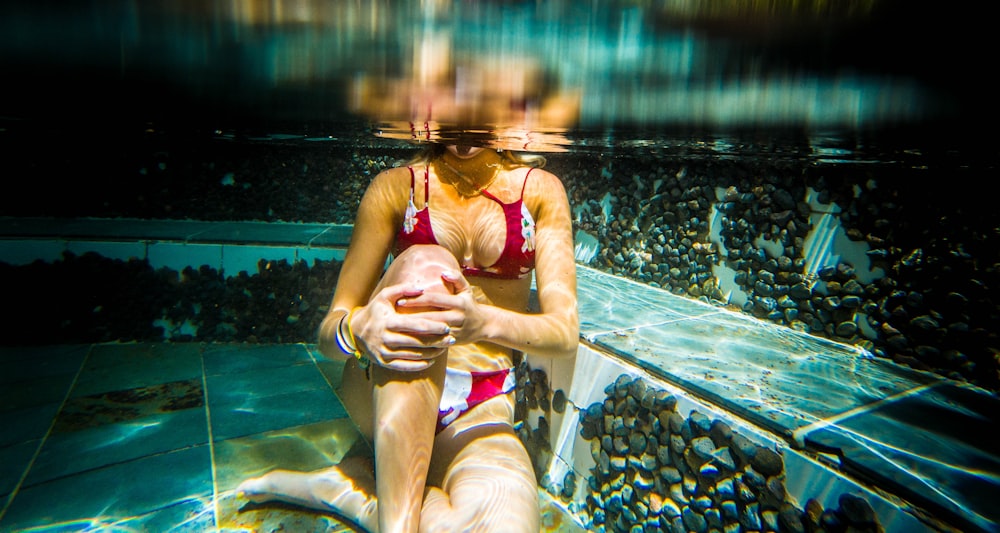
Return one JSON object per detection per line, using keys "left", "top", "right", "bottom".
{"left": 238, "top": 141, "right": 579, "bottom": 532}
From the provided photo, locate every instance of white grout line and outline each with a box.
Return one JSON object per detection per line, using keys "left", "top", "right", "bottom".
{"left": 790, "top": 380, "right": 945, "bottom": 449}
{"left": 307, "top": 226, "right": 333, "bottom": 248}
{"left": 583, "top": 310, "right": 729, "bottom": 340}
{"left": 199, "top": 345, "right": 220, "bottom": 529}
{"left": 0, "top": 345, "right": 94, "bottom": 523}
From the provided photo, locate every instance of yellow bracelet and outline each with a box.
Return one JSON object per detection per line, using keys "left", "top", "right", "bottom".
{"left": 345, "top": 306, "right": 369, "bottom": 369}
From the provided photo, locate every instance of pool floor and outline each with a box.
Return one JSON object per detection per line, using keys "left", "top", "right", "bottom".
{"left": 0, "top": 342, "right": 584, "bottom": 532}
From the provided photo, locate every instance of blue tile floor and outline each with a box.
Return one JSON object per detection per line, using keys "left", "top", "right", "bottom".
{"left": 0, "top": 343, "right": 365, "bottom": 532}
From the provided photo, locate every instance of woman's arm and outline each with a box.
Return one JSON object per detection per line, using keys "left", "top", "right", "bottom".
{"left": 318, "top": 165, "right": 455, "bottom": 368}
{"left": 481, "top": 168, "right": 579, "bottom": 358}
{"left": 317, "top": 167, "right": 403, "bottom": 360}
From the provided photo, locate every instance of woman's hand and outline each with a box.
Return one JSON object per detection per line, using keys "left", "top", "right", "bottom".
{"left": 350, "top": 283, "right": 455, "bottom": 372}
{"left": 396, "top": 269, "right": 491, "bottom": 346}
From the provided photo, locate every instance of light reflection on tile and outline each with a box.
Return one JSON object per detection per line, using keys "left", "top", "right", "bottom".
{"left": 206, "top": 362, "right": 330, "bottom": 407}
{"left": 576, "top": 265, "right": 943, "bottom": 438}
{"left": 214, "top": 418, "right": 367, "bottom": 492}
{"left": 203, "top": 343, "right": 313, "bottom": 376}
{"left": 590, "top": 311, "right": 939, "bottom": 437}
{"left": 117, "top": 498, "right": 216, "bottom": 533}
{"left": 576, "top": 266, "right": 697, "bottom": 336}
{"left": 1, "top": 445, "right": 213, "bottom": 532}
{"left": 25, "top": 407, "right": 209, "bottom": 486}
{"left": 209, "top": 387, "right": 348, "bottom": 441}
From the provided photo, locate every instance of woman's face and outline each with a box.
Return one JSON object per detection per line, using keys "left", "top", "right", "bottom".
{"left": 445, "top": 144, "right": 483, "bottom": 158}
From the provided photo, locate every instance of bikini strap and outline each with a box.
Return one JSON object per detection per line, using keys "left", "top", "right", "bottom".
{"left": 423, "top": 166, "right": 430, "bottom": 205}
{"left": 520, "top": 167, "right": 535, "bottom": 199}
{"left": 406, "top": 166, "right": 431, "bottom": 206}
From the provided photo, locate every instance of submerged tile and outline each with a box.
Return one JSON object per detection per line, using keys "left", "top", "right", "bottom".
{"left": 71, "top": 343, "right": 203, "bottom": 398}
{"left": 0, "top": 239, "right": 67, "bottom": 266}
{"left": 55, "top": 377, "right": 204, "bottom": 433}
{"left": 0, "top": 344, "right": 89, "bottom": 385}
{"left": 203, "top": 343, "right": 313, "bottom": 376}
{"left": 589, "top": 304, "right": 939, "bottom": 439}
{"left": 0, "top": 439, "right": 38, "bottom": 499}
{"left": 25, "top": 407, "right": 209, "bottom": 486}
{"left": 209, "top": 387, "right": 348, "bottom": 441}
{"left": 802, "top": 381, "right": 1000, "bottom": 533}
{"left": 65, "top": 240, "right": 147, "bottom": 262}
{"left": 219, "top": 493, "right": 358, "bottom": 533}
{"left": 0, "top": 402, "right": 61, "bottom": 448}
{"left": 315, "top": 359, "right": 347, "bottom": 391}
{"left": 222, "top": 245, "right": 298, "bottom": 277}
{"left": 146, "top": 242, "right": 223, "bottom": 274}
{"left": 197, "top": 221, "right": 332, "bottom": 245}
{"left": 206, "top": 362, "right": 331, "bottom": 408}
{"left": 0, "top": 373, "right": 77, "bottom": 414}
{"left": 576, "top": 266, "right": 696, "bottom": 336}
{"left": 214, "top": 418, "right": 368, "bottom": 493}
{"left": 113, "top": 498, "right": 216, "bottom": 533}
{"left": 0, "top": 445, "right": 213, "bottom": 532}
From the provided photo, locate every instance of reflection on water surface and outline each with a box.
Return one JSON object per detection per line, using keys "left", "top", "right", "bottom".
{"left": 0, "top": 0, "right": 983, "bottom": 141}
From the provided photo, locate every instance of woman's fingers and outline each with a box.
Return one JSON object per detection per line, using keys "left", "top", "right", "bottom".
{"left": 441, "top": 269, "right": 470, "bottom": 293}
{"left": 397, "top": 291, "right": 462, "bottom": 312}
{"left": 378, "top": 282, "right": 426, "bottom": 303}
{"left": 372, "top": 342, "right": 447, "bottom": 372}
{"left": 381, "top": 358, "right": 435, "bottom": 372}
{"left": 382, "top": 330, "right": 455, "bottom": 350}
{"left": 394, "top": 309, "right": 460, "bottom": 330}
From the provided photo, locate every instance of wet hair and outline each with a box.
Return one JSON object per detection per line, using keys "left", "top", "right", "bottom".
{"left": 407, "top": 143, "right": 546, "bottom": 169}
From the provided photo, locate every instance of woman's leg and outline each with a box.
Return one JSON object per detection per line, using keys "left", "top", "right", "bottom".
{"left": 239, "top": 245, "right": 456, "bottom": 532}
{"left": 419, "top": 396, "right": 541, "bottom": 533}
{"left": 369, "top": 245, "right": 455, "bottom": 533}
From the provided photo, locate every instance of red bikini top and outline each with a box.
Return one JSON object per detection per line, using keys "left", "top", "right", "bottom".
{"left": 393, "top": 166, "right": 536, "bottom": 279}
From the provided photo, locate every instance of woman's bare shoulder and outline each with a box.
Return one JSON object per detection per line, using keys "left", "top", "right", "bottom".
{"left": 371, "top": 164, "right": 416, "bottom": 185}
{"left": 364, "top": 164, "right": 419, "bottom": 199}
{"left": 524, "top": 166, "right": 568, "bottom": 206}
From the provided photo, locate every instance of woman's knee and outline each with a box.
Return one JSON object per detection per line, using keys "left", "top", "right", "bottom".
{"left": 384, "top": 245, "right": 460, "bottom": 289}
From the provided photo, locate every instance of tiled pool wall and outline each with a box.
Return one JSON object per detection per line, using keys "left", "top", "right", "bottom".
{"left": 0, "top": 219, "right": 352, "bottom": 276}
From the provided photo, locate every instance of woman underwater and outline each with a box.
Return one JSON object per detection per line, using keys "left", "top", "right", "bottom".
{"left": 238, "top": 140, "right": 579, "bottom": 532}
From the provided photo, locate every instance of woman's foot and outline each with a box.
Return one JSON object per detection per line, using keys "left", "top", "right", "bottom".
{"left": 237, "top": 457, "right": 379, "bottom": 531}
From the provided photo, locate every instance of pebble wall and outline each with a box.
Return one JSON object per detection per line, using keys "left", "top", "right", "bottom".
{"left": 1, "top": 125, "right": 997, "bottom": 395}
{"left": 518, "top": 365, "right": 890, "bottom": 533}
